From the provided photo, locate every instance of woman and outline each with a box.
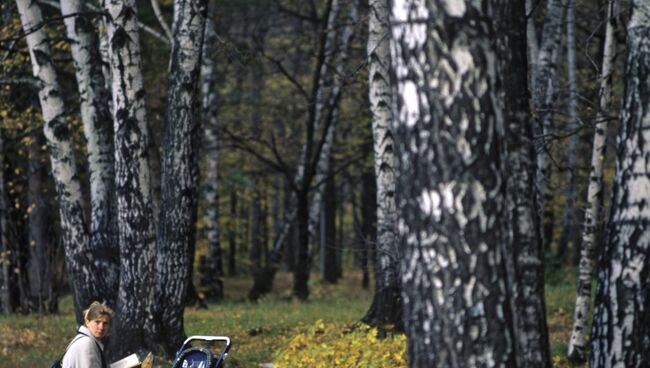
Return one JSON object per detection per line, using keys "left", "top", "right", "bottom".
{"left": 61, "top": 301, "right": 112, "bottom": 368}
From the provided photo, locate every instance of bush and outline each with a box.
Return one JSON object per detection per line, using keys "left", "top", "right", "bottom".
{"left": 273, "top": 320, "right": 406, "bottom": 368}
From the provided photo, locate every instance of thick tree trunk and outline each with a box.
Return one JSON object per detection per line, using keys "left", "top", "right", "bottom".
{"left": 557, "top": 0, "right": 580, "bottom": 260}
{"left": 154, "top": 0, "right": 207, "bottom": 356}
{"left": 16, "top": 0, "right": 93, "bottom": 324}
{"left": 567, "top": 0, "right": 617, "bottom": 363}
{"left": 60, "top": 0, "right": 119, "bottom": 308}
{"left": 591, "top": 2, "right": 650, "bottom": 366}
{"left": 389, "top": 1, "right": 516, "bottom": 366}
{"left": 495, "top": 0, "right": 552, "bottom": 366}
{"left": 199, "top": 0, "right": 223, "bottom": 301}
{"left": 103, "top": 0, "right": 156, "bottom": 358}
{"left": 293, "top": 189, "right": 310, "bottom": 300}
{"left": 362, "top": 0, "right": 402, "bottom": 332}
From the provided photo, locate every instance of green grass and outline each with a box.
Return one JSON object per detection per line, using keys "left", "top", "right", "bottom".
{"left": 0, "top": 271, "right": 373, "bottom": 367}
{"left": 0, "top": 267, "right": 587, "bottom": 368}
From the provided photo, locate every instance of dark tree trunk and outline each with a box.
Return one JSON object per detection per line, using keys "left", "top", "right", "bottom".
{"left": 250, "top": 189, "right": 262, "bottom": 269}
{"left": 293, "top": 189, "right": 310, "bottom": 300}
{"left": 27, "top": 136, "right": 56, "bottom": 313}
{"left": 322, "top": 170, "right": 338, "bottom": 284}
{"left": 228, "top": 190, "right": 237, "bottom": 276}
{"left": 0, "top": 130, "right": 9, "bottom": 314}
{"left": 360, "top": 171, "right": 376, "bottom": 290}
{"left": 590, "top": 1, "right": 650, "bottom": 365}
{"left": 495, "top": 0, "right": 552, "bottom": 365}
{"left": 389, "top": 2, "right": 516, "bottom": 366}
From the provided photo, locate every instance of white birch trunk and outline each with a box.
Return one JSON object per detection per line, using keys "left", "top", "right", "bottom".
{"left": 591, "top": 1, "right": 650, "bottom": 365}
{"left": 102, "top": 0, "right": 156, "bottom": 357}
{"left": 16, "top": 0, "right": 93, "bottom": 323}
{"left": 199, "top": 0, "right": 223, "bottom": 298}
{"left": 155, "top": 0, "right": 207, "bottom": 355}
{"left": 533, "top": 0, "right": 566, "bottom": 250}
{"left": 60, "top": 0, "right": 118, "bottom": 306}
{"left": 362, "top": 0, "right": 401, "bottom": 330}
{"left": 567, "top": 0, "right": 617, "bottom": 362}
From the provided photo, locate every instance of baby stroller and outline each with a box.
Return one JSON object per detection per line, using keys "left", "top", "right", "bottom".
{"left": 170, "top": 335, "right": 231, "bottom": 368}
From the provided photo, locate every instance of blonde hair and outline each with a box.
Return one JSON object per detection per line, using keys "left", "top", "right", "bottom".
{"left": 83, "top": 301, "right": 114, "bottom": 324}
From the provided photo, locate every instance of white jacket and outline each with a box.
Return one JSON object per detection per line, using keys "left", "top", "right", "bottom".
{"left": 61, "top": 325, "right": 106, "bottom": 368}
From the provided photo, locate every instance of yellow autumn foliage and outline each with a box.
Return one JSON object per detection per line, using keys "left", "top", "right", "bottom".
{"left": 273, "top": 320, "right": 406, "bottom": 368}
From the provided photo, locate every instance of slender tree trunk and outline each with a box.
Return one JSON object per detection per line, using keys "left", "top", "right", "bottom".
{"left": 228, "top": 190, "right": 237, "bottom": 276}
{"left": 567, "top": 0, "right": 617, "bottom": 363}
{"left": 591, "top": 2, "right": 650, "bottom": 365}
{"left": 103, "top": 0, "right": 156, "bottom": 358}
{"left": 154, "top": 0, "right": 207, "bottom": 356}
{"left": 27, "top": 136, "right": 55, "bottom": 313}
{"left": 496, "top": 0, "right": 552, "bottom": 366}
{"left": 307, "top": 0, "right": 357, "bottom": 245}
{"left": 250, "top": 189, "right": 262, "bottom": 268}
{"left": 199, "top": 0, "right": 223, "bottom": 300}
{"left": 557, "top": 0, "right": 580, "bottom": 260}
{"left": 0, "top": 130, "right": 10, "bottom": 314}
{"left": 322, "top": 169, "right": 337, "bottom": 283}
{"left": 526, "top": 0, "right": 539, "bottom": 92}
{"left": 362, "top": 0, "right": 402, "bottom": 332}
{"left": 360, "top": 171, "right": 375, "bottom": 290}
{"left": 389, "top": 1, "right": 516, "bottom": 366}
{"left": 16, "top": 0, "right": 93, "bottom": 324}
{"left": 60, "top": 0, "right": 119, "bottom": 308}
{"left": 533, "top": 0, "right": 566, "bottom": 251}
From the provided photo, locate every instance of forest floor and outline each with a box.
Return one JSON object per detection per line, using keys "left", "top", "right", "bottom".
{"left": 0, "top": 267, "right": 585, "bottom": 367}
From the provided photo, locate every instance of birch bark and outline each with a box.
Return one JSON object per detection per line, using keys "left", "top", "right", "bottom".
{"left": 102, "top": 0, "right": 156, "bottom": 357}
{"left": 60, "top": 0, "right": 119, "bottom": 307}
{"left": 154, "top": 0, "right": 208, "bottom": 356}
{"left": 591, "top": 2, "right": 650, "bottom": 366}
{"left": 390, "top": 1, "right": 515, "bottom": 366}
{"left": 16, "top": 0, "right": 92, "bottom": 324}
{"left": 567, "top": 0, "right": 617, "bottom": 363}
{"left": 362, "top": 0, "right": 401, "bottom": 331}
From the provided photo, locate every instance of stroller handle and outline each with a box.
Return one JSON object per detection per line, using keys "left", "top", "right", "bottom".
{"left": 182, "top": 335, "right": 231, "bottom": 347}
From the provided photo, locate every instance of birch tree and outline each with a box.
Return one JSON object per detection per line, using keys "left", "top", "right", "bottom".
{"left": 60, "top": 0, "right": 119, "bottom": 307}
{"left": 495, "top": 0, "right": 552, "bottom": 366}
{"left": 567, "top": 0, "right": 618, "bottom": 363}
{"left": 533, "top": 0, "right": 566, "bottom": 249}
{"left": 15, "top": 0, "right": 94, "bottom": 324}
{"left": 390, "top": 1, "right": 515, "bottom": 366}
{"left": 307, "top": 0, "right": 358, "bottom": 251}
{"left": 154, "top": 0, "right": 208, "bottom": 355}
{"left": 362, "top": 0, "right": 401, "bottom": 331}
{"left": 199, "top": 0, "right": 223, "bottom": 300}
{"left": 590, "top": 1, "right": 650, "bottom": 366}
{"left": 102, "top": 0, "right": 156, "bottom": 357}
